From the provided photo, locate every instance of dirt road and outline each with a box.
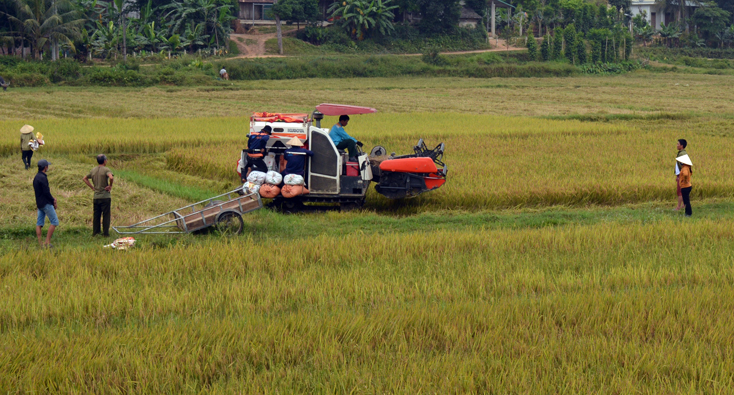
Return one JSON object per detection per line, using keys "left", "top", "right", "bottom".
{"left": 229, "top": 32, "right": 525, "bottom": 59}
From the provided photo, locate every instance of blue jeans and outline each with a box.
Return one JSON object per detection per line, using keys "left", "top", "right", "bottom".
{"left": 37, "top": 204, "right": 59, "bottom": 227}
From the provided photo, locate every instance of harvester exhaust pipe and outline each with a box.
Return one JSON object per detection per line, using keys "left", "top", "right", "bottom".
{"left": 312, "top": 111, "right": 324, "bottom": 128}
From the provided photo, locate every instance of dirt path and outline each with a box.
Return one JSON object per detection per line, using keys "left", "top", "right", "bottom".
{"left": 230, "top": 33, "right": 279, "bottom": 58}
{"left": 228, "top": 34, "right": 524, "bottom": 59}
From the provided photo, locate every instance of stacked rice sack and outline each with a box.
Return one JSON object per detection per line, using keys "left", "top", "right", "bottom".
{"left": 259, "top": 171, "right": 282, "bottom": 198}
{"left": 243, "top": 171, "right": 266, "bottom": 194}
{"left": 282, "top": 174, "right": 309, "bottom": 198}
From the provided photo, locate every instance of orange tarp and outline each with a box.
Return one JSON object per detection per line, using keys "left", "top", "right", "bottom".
{"left": 252, "top": 112, "right": 310, "bottom": 123}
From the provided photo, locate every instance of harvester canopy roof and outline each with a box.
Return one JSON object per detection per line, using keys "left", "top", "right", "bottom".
{"left": 315, "top": 103, "right": 377, "bottom": 116}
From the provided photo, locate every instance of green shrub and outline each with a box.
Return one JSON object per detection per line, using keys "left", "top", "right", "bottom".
{"left": 471, "top": 52, "right": 504, "bottom": 65}
{"left": 527, "top": 34, "right": 538, "bottom": 61}
{"left": 636, "top": 47, "right": 734, "bottom": 61}
{"left": 564, "top": 24, "right": 577, "bottom": 64}
{"left": 116, "top": 59, "right": 141, "bottom": 71}
{"left": 579, "top": 61, "right": 641, "bottom": 75}
{"left": 86, "top": 67, "right": 147, "bottom": 86}
{"left": 541, "top": 35, "right": 550, "bottom": 61}
{"left": 2, "top": 72, "right": 50, "bottom": 87}
{"left": 48, "top": 59, "right": 82, "bottom": 82}
{"left": 0, "top": 56, "right": 21, "bottom": 68}
{"left": 155, "top": 67, "right": 185, "bottom": 85}
{"left": 577, "top": 38, "right": 588, "bottom": 65}
{"left": 552, "top": 31, "right": 563, "bottom": 60}
{"left": 422, "top": 50, "right": 449, "bottom": 66}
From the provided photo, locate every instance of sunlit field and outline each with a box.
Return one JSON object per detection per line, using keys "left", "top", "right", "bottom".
{"left": 2, "top": 73, "right": 734, "bottom": 393}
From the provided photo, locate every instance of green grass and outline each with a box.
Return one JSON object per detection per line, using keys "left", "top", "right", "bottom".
{"left": 113, "top": 169, "right": 220, "bottom": 202}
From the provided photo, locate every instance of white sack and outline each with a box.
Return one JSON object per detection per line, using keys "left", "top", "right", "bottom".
{"left": 283, "top": 174, "right": 305, "bottom": 186}
{"left": 247, "top": 171, "right": 267, "bottom": 185}
{"left": 264, "top": 153, "right": 276, "bottom": 172}
{"left": 266, "top": 171, "right": 283, "bottom": 185}
{"left": 243, "top": 182, "right": 260, "bottom": 194}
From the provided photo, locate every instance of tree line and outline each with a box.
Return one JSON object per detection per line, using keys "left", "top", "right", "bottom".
{"left": 0, "top": 0, "right": 235, "bottom": 60}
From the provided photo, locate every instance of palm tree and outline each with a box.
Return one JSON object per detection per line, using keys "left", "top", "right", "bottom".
{"left": 7, "top": 0, "right": 83, "bottom": 59}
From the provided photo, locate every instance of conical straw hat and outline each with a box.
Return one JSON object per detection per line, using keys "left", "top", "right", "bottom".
{"left": 20, "top": 125, "right": 34, "bottom": 134}
{"left": 287, "top": 137, "right": 304, "bottom": 147}
{"left": 676, "top": 154, "right": 692, "bottom": 167}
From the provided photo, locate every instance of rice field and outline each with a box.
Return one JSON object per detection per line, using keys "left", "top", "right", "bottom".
{"left": 2, "top": 74, "right": 734, "bottom": 393}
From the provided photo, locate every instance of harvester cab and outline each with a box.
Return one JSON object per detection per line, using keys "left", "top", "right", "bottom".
{"left": 240, "top": 103, "right": 447, "bottom": 211}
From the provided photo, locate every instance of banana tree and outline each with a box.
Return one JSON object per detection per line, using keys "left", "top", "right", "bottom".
{"left": 327, "top": 0, "right": 398, "bottom": 40}
{"left": 135, "top": 21, "right": 167, "bottom": 52}
{"left": 182, "top": 21, "right": 208, "bottom": 53}
{"left": 91, "top": 20, "right": 118, "bottom": 57}
{"left": 658, "top": 22, "right": 680, "bottom": 47}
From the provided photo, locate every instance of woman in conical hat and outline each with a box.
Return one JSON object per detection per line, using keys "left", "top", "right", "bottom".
{"left": 286, "top": 137, "right": 304, "bottom": 147}
{"left": 20, "top": 125, "right": 36, "bottom": 170}
{"left": 282, "top": 137, "right": 313, "bottom": 178}
{"left": 676, "top": 154, "right": 693, "bottom": 216}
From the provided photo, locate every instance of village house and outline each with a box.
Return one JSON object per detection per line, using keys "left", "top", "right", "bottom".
{"left": 629, "top": 0, "right": 700, "bottom": 30}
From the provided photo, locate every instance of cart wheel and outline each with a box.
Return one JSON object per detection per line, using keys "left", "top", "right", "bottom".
{"left": 216, "top": 212, "right": 244, "bottom": 236}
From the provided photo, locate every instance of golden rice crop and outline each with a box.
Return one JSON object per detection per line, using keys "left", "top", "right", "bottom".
{"left": 165, "top": 113, "right": 734, "bottom": 209}
{"left": 2, "top": 220, "right": 734, "bottom": 392}
{"left": 0, "top": 117, "right": 254, "bottom": 156}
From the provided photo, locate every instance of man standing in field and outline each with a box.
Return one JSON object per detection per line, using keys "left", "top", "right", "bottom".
{"left": 329, "top": 115, "right": 363, "bottom": 162}
{"left": 20, "top": 125, "right": 36, "bottom": 170}
{"left": 677, "top": 154, "right": 693, "bottom": 217}
{"left": 675, "top": 139, "right": 687, "bottom": 210}
{"left": 33, "top": 159, "right": 58, "bottom": 248}
{"left": 83, "top": 154, "right": 114, "bottom": 237}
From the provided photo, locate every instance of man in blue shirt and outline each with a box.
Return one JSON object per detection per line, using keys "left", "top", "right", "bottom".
{"left": 282, "top": 137, "right": 314, "bottom": 177}
{"left": 329, "top": 115, "right": 362, "bottom": 161}
{"left": 245, "top": 125, "right": 271, "bottom": 179}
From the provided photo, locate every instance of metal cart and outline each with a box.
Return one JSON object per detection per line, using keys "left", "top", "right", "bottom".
{"left": 113, "top": 189, "right": 262, "bottom": 236}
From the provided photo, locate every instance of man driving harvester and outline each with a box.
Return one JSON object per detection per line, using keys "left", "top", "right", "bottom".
{"left": 329, "top": 115, "right": 363, "bottom": 162}
{"left": 244, "top": 125, "right": 271, "bottom": 181}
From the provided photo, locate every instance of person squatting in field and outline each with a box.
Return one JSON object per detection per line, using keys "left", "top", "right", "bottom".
{"left": 677, "top": 152, "right": 693, "bottom": 217}
{"left": 280, "top": 137, "right": 313, "bottom": 177}
{"left": 83, "top": 154, "right": 115, "bottom": 237}
{"left": 244, "top": 125, "right": 272, "bottom": 180}
{"left": 675, "top": 139, "right": 688, "bottom": 211}
{"left": 20, "top": 125, "right": 38, "bottom": 170}
{"left": 33, "top": 159, "right": 58, "bottom": 248}
{"left": 329, "top": 115, "right": 363, "bottom": 162}
{"left": 0, "top": 75, "right": 8, "bottom": 91}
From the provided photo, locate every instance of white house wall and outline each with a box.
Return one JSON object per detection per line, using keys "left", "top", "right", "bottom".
{"left": 630, "top": 1, "right": 665, "bottom": 30}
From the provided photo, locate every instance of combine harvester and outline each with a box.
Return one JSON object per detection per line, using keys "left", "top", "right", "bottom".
{"left": 242, "top": 103, "right": 448, "bottom": 211}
